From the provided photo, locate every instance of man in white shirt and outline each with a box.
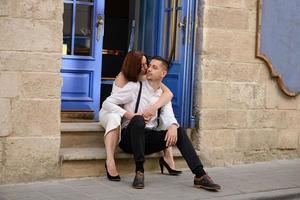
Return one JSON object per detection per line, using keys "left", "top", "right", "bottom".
{"left": 102, "top": 56, "right": 221, "bottom": 191}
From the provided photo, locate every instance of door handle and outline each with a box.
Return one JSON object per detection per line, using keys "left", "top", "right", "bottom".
{"left": 178, "top": 16, "right": 186, "bottom": 44}
{"left": 178, "top": 21, "right": 185, "bottom": 28}
{"left": 167, "top": 0, "right": 178, "bottom": 63}
{"left": 96, "top": 15, "right": 104, "bottom": 41}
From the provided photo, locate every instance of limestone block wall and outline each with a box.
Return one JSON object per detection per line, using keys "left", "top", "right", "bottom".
{"left": 0, "top": 0, "right": 63, "bottom": 183}
{"left": 194, "top": 0, "right": 300, "bottom": 166}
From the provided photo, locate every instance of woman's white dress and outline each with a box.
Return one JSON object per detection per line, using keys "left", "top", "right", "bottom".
{"left": 99, "top": 83, "right": 123, "bottom": 136}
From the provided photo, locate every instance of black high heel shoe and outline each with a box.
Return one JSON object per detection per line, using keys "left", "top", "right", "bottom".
{"left": 159, "top": 157, "right": 182, "bottom": 176}
{"left": 105, "top": 163, "right": 121, "bottom": 181}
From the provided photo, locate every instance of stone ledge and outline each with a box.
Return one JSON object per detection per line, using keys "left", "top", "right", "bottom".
{"left": 59, "top": 147, "right": 195, "bottom": 161}
{"left": 61, "top": 122, "right": 104, "bottom": 132}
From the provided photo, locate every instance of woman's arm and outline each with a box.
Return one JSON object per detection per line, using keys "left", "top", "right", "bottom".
{"left": 102, "top": 82, "right": 137, "bottom": 118}
{"left": 143, "top": 83, "right": 173, "bottom": 120}
{"left": 154, "top": 83, "right": 173, "bottom": 109}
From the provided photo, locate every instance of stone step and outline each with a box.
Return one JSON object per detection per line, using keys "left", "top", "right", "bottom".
{"left": 60, "top": 122, "right": 193, "bottom": 149}
{"left": 59, "top": 123, "right": 194, "bottom": 178}
{"left": 59, "top": 147, "right": 190, "bottom": 178}
{"left": 61, "top": 122, "right": 104, "bottom": 132}
{"left": 61, "top": 122, "right": 105, "bottom": 148}
{"left": 60, "top": 147, "right": 185, "bottom": 161}
{"left": 61, "top": 132, "right": 104, "bottom": 148}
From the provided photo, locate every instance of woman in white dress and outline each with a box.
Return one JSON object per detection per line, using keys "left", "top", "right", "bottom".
{"left": 100, "top": 51, "right": 181, "bottom": 181}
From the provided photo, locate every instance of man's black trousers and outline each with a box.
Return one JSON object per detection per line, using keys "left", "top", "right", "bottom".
{"left": 119, "top": 115, "right": 204, "bottom": 174}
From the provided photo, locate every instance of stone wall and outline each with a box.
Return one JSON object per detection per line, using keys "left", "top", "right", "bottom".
{"left": 0, "top": 0, "right": 63, "bottom": 183}
{"left": 194, "top": 0, "right": 300, "bottom": 166}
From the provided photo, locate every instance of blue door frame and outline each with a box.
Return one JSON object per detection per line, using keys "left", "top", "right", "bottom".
{"left": 139, "top": 0, "right": 197, "bottom": 128}
{"left": 61, "top": 0, "right": 105, "bottom": 120}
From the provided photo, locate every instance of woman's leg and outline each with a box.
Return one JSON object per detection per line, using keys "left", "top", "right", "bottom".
{"left": 104, "top": 127, "right": 120, "bottom": 176}
{"left": 163, "top": 147, "right": 176, "bottom": 169}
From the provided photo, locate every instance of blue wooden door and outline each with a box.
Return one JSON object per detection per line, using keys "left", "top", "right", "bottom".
{"left": 139, "top": 0, "right": 196, "bottom": 127}
{"left": 61, "top": 0, "right": 104, "bottom": 120}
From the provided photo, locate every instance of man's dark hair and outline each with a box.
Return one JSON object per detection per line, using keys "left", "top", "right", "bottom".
{"left": 151, "top": 56, "right": 169, "bottom": 70}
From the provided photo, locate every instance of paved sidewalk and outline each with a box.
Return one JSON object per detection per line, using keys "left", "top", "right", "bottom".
{"left": 0, "top": 159, "right": 300, "bottom": 200}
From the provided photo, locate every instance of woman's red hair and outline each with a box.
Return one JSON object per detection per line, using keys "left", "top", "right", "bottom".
{"left": 121, "top": 51, "right": 146, "bottom": 82}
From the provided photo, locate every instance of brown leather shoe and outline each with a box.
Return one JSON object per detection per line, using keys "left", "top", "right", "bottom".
{"left": 132, "top": 171, "right": 144, "bottom": 189}
{"left": 194, "top": 175, "right": 221, "bottom": 191}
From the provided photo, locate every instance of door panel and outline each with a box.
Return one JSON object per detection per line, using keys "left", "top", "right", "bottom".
{"left": 139, "top": 0, "right": 196, "bottom": 127}
{"left": 61, "top": 70, "right": 93, "bottom": 100}
{"left": 61, "top": 0, "right": 104, "bottom": 120}
{"left": 160, "top": 0, "right": 196, "bottom": 127}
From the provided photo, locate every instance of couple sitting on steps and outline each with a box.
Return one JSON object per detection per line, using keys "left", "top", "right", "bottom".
{"left": 99, "top": 51, "right": 221, "bottom": 191}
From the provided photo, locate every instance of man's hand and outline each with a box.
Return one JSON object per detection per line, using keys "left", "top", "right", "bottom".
{"left": 165, "top": 124, "right": 178, "bottom": 147}
{"left": 142, "top": 105, "right": 156, "bottom": 122}
{"left": 142, "top": 114, "right": 152, "bottom": 123}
